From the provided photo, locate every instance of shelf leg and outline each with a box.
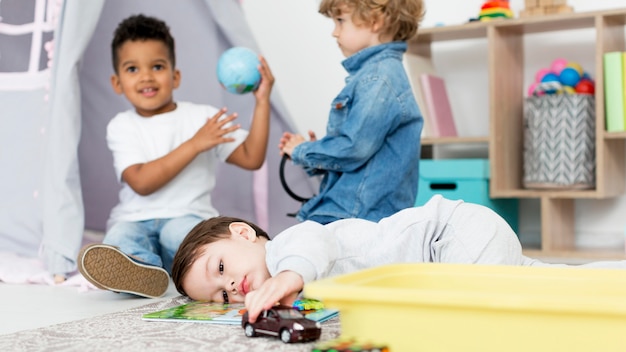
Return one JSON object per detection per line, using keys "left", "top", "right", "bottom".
{"left": 540, "top": 197, "right": 575, "bottom": 252}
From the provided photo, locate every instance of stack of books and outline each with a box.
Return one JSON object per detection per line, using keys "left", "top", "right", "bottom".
{"left": 403, "top": 55, "right": 458, "bottom": 138}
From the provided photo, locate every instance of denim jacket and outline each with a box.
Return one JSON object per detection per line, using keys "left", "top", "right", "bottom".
{"left": 291, "top": 41, "right": 423, "bottom": 223}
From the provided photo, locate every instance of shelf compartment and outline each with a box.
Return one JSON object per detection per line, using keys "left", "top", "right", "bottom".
{"left": 411, "top": 8, "right": 626, "bottom": 260}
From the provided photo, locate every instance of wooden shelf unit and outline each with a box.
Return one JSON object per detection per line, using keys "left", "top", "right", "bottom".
{"left": 408, "top": 8, "right": 626, "bottom": 259}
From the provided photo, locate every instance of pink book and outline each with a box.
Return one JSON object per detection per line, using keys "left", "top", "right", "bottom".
{"left": 419, "top": 74, "right": 458, "bottom": 137}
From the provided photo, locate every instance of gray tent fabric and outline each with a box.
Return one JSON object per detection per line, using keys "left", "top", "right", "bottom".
{"left": 0, "top": 0, "right": 103, "bottom": 274}
{"left": 41, "top": 0, "right": 105, "bottom": 276}
{"left": 1, "top": 0, "right": 313, "bottom": 276}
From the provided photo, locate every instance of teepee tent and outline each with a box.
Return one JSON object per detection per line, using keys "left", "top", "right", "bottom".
{"left": 0, "top": 0, "right": 312, "bottom": 276}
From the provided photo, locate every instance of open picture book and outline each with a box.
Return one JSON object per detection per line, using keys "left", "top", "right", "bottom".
{"left": 142, "top": 299, "right": 339, "bottom": 325}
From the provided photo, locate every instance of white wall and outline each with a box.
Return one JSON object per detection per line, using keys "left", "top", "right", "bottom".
{"left": 241, "top": 0, "right": 344, "bottom": 138}
{"left": 242, "top": 0, "right": 626, "bottom": 251}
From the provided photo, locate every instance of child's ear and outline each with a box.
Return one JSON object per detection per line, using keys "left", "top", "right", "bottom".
{"left": 173, "top": 69, "right": 181, "bottom": 89}
{"left": 370, "top": 13, "right": 385, "bottom": 33}
{"left": 229, "top": 222, "right": 257, "bottom": 242}
{"left": 110, "top": 74, "right": 123, "bottom": 95}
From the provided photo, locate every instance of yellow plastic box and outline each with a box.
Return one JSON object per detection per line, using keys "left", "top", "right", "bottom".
{"left": 304, "top": 263, "right": 626, "bottom": 352}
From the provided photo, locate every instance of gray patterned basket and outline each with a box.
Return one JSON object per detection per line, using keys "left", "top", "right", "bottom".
{"left": 523, "top": 94, "right": 595, "bottom": 189}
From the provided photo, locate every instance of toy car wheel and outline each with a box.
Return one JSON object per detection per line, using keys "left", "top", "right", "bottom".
{"left": 244, "top": 323, "right": 256, "bottom": 337}
{"left": 280, "top": 329, "right": 292, "bottom": 343}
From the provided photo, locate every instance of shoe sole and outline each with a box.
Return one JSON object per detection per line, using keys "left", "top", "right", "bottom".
{"left": 77, "top": 244, "right": 170, "bottom": 298}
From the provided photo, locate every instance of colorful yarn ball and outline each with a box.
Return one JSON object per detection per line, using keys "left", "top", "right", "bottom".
{"left": 559, "top": 67, "right": 581, "bottom": 87}
{"left": 574, "top": 79, "right": 595, "bottom": 95}
{"left": 535, "top": 68, "right": 552, "bottom": 83}
{"left": 541, "top": 72, "right": 560, "bottom": 83}
{"left": 550, "top": 58, "right": 568, "bottom": 75}
{"left": 565, "top": 62, "right": 584, "bottom": 75}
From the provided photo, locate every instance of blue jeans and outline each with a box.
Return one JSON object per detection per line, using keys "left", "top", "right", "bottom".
{"left": 103, "top": 215, "right": 203, "bottom": 274}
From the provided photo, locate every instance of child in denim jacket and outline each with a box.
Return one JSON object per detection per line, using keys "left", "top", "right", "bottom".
{"left": 279, "top": 0, "right": 425, "bottom": 224}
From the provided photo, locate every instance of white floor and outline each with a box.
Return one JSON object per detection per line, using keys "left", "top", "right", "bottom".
{"left": 0, "top": 280, "right": 180, "bottom": 336}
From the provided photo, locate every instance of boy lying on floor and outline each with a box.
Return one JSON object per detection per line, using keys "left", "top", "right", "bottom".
{"left": 171, "top": 195, "right": 626, "bottom": 323}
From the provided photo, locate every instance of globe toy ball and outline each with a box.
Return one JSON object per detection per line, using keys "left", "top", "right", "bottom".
{"left": 535, "top": 68, "right": 552, "bottom": 83}
{"left": 550, "top": 58, "right": 568, "bottom": 75}
{"left": 558, "top": 67, "right": 581, "bottom": 87}
{"left": 565, "top": 62, "right": 584, "bottom": 75}
{"left": 216, "top": 47, "right": 261, "bottom": 94}
{"left": 575, "top": 79, "right": 595, "bottom": 95}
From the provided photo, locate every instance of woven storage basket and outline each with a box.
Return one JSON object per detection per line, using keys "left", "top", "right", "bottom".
{"left": 523, "top": 93, "right": 595, "bottom": 189}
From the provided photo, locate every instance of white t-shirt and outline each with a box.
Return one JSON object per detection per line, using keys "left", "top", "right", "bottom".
{"left": 106, "top": 102, "right": 247, "bottom": 228}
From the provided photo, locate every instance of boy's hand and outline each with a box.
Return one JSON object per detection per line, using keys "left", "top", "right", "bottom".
{"left": 226, "top": 55, "right": 273, "bottom": 170}
{"left": 253, "top": 56, "right": 275, "bottom": 101}
{"left": 243, "top": 271, "right": 303, "bottom": 323}
{"left": 189, "top": 108, "right": 240, "bottom": 153}
{"left": 278, "top": 130, "right": 316, "bottom": 157}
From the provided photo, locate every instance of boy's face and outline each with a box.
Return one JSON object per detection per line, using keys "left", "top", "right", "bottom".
{"left": 330, "top": 5, "right": 383, "bottom": 57}
{"left": 111, "top": 39, "right": 180, "bottom": 117}
{"left": 182, "top": 223, "right": 271, "bottom": 303}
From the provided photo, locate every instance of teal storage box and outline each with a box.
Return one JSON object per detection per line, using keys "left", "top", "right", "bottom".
{"left": 415, "top": 159, "right": 519, "bottom": 232}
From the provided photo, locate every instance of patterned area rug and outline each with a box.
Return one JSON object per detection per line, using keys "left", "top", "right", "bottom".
{"left": 0, "top": 296, "right": 341, "bottom": 351}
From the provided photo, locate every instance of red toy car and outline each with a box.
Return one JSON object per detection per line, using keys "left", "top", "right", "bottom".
{"left": 242, "top": 305, "right": 322, "bottom": 343}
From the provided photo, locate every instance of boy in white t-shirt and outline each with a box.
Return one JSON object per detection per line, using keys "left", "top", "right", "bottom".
{"left": 77, "top": 14, "right": 275, "bottom": 298}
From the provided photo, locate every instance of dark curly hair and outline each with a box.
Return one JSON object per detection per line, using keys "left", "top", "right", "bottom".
{"left": 111, "top": 14, "right": 176, "bottom": 73}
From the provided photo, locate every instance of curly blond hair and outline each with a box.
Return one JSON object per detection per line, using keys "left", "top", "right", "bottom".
{"left": 319, "top": 0, "right": 425, "bottom": 41}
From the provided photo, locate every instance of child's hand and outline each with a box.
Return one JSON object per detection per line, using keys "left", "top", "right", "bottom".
{"left": 278, "top": 132, "right": 308, "bottom": 157}
{"left": 243, "top": 271, "right": 303, "bottom": 323}
{"left": 190, "top": 108, "right": 240, "bottom": 153}
{"left": 278, "top": 132, "right": 295, "bottom": 156}
{"left": 252, "top": 56, "right": 275, "bottom": 102}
